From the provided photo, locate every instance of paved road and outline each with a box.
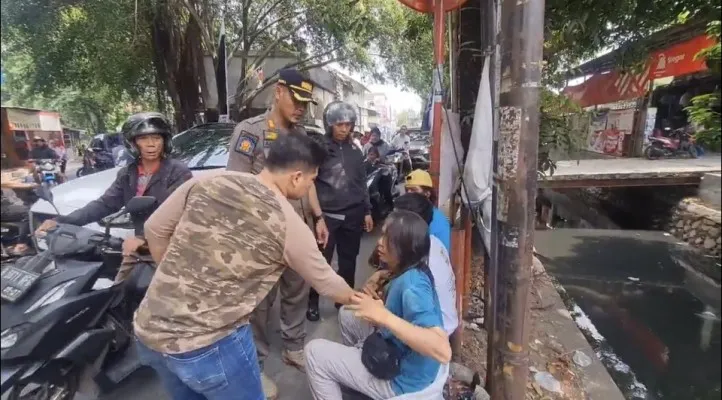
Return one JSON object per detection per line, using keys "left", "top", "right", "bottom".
{"left": 65, "top": 160, "right": 83, "bottom": 181}
{"left": 99, "top": 229, "right": 382, "bottom": 400}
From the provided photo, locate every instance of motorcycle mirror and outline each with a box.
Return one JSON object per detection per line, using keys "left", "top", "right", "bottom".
{"left": 34, "top": 183, "right": 61, "bottom": 216}
{"left": 34, "top": 183, "right": 54, "bottom": 204}
{"left": 125, "top": 196, "right": 157, "bottom": 214}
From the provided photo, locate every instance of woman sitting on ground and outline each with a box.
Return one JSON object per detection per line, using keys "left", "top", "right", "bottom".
{"left": 304, "top": 210, "right": 451, "bottom": 400}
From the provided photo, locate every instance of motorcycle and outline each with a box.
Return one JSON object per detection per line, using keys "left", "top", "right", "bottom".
{"left": 408, "top": 137, "right": 430, "bottom": 171}
{"left": 30, "top": 160, "right": 62, "bottom": 187}
{"left": 366, "top": 157, "right": 401, "bottom": 222}
{"left": 644, "top": 128, "right": 698, "bottom": 160}
{"left": 1, "top": 216, "right": 34, "bottom": 264}
{"left": 1, "top": 186, "right": 157, "bottom": 400}
{"left": 385, "top": 148, "right": 411, "bottom": 184}
{"left": 76, "top": 148, "right": 115, "bottom": 178}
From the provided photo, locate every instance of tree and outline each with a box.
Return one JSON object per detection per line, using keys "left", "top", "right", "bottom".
{"left": 685, "top": 18, "right": 721, "bottom": 151}
{"left": 1, "top": 0, "right": 157, "bottom": 131}
{"left": 2, "top": 0, "right": 424, "bottom": 129}
{"left": 1, "top": 45, "right": 148, "bottom": 133}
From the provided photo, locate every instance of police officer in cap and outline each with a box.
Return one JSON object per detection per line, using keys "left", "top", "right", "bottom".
{"left": 227, "top": 68, "right": 328, "bottom": 399}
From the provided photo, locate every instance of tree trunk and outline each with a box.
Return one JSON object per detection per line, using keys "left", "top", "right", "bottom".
{"left": 148, "top": 0, "right": 204, "bottom": 131}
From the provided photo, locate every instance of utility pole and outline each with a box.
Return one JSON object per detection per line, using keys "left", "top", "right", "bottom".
{"left": 487, "top": 0, "right": 544, "bottom": 397}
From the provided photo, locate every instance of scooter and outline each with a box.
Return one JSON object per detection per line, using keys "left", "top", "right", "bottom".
{"left": 30, "top": 160, "right": 63, "bottom": 187}
{"left": 1, "top": 197, "right": 35, "bottom": 263}
{"left": 1, "top": 186, "right": 157, "bottom": 400}
{"left": 76, "top": 149, "right": 115, "bottom": 178}
{"left": 366, "top": 158, "right": 401, "bottom": 222}
{"left": 644, "top": 128, "right": 698, "bottom": 160}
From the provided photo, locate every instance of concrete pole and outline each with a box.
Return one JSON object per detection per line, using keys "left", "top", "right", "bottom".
{"left": 487, "top": 0, "right": 544, "bottom": 397}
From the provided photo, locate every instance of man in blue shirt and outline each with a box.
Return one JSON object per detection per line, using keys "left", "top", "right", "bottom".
{"left": 404, "top": 169, "right": 451, "bottom": 251}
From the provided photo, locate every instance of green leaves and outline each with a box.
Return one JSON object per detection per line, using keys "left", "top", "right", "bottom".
{"left": 687, "top": 17, "right": 721, "bottom": 152}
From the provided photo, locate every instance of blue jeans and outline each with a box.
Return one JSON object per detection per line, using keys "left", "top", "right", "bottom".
{"left": 136, "top": 324, "right": 264, "bottom": 400}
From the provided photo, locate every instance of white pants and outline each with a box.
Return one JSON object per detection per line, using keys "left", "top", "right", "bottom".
{"left": 304, "top": 307, "right": 396, "bottom": 400}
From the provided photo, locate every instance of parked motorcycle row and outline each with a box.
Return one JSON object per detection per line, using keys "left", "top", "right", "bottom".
{"left": 1, "top": 186, "right": 158, "bottom": 400}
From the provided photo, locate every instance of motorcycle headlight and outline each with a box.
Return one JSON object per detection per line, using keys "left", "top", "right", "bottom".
{"left": 24, "top": 279, "right": 76, "bottom": 314}
{"left": 1, "top": 330, "right": 19, "bottom": 349}
{"left": 0, "top": 324, "right": 28, "bottom": 349}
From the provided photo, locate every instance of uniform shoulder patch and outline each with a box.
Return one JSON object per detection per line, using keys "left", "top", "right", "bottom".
{"left": 235, "top": 131, "right": 258, "bottom": 156}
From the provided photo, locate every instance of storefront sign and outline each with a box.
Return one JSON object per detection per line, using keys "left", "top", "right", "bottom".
{"left": 5, "top": 108, "right": 61, "bottom": 132}
{"left": 564, "top": 34, "right": 715, "bottom": 107}
{"left": 586, "top": 109, "right": 635, "bottom": 156}
{"left": 6, "top": 108, "right": 42, "bottom": 130}
{"left": 649, "top": 35, "right": 716, "bottom": 80}
{"left": 38, "top": 112, "right": 62, "bottom": 132}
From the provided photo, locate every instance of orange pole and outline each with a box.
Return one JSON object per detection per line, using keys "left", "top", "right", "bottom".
{"left": 429, "top": 0, "right": 445, "bottom": 204}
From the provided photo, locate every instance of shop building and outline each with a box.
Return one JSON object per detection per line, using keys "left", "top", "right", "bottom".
{"left": 1, "top": 107, "right": 65, "bottom": 169}
{"left": 563, "top": 20, "right": 719, "bottom": 157}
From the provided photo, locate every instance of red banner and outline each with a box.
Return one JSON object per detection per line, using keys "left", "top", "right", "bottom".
{"left": 564, "top": 34, "right": 717, "bottom": 107}
{"left": 649, "top": 34, "right": 716, "bottom": 79}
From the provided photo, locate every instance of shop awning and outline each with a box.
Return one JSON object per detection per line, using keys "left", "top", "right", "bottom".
{"left": 564, "top": 34, "right": 716, "bottom": 107}
{"left": 4, "top": 107, "right": 62, "bottom": 131}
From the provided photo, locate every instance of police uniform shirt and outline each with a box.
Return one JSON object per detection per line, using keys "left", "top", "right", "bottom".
{"left": 226, "top": 111, "right": 314, "bottom": 223}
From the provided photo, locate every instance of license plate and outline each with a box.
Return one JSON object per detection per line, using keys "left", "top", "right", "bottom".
{"left": 1, "top": 266, "right": 40, "bottom": 302}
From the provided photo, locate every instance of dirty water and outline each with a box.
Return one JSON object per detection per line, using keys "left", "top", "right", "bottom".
{"left": 535, "top": 229, "right": 721, "bottom": 400}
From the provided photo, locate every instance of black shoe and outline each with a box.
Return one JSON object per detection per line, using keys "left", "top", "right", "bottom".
{"left": 306, "top": 306, "right": 320, "bottom": 322}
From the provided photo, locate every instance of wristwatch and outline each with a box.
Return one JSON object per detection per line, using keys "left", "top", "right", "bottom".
{"left": 312, "top": 214, "right": 324, "bottom": 224}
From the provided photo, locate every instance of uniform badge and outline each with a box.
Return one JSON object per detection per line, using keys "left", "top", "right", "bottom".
{"left": 235, "top": 131, "right": 258, "bottom": 156}
{"left": 264, "top": 130, "right": 278, "bottom": 148}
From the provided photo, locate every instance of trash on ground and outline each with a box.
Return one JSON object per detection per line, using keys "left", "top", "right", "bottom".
{"left": 534, "top": 371, "right": 562, "bottom": 394}
{"left": 572, "top": 350, "right": 592, "bottom": 367}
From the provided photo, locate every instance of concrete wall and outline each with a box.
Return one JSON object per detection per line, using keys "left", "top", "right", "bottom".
{"left": 698, "top": 173, "right": 721, "bottom": 209}
{"left": 666, "top": 198, "right": 721, "bottom": 257}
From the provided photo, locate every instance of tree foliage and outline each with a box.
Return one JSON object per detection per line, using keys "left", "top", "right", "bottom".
{"left": 686, "top": 18, "right": 721, "bottom": 151}
{"left": 1, "top": 0, "right": 425, "bottom": 130}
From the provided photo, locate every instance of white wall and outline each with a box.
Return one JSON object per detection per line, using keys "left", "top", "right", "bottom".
{"left": 204, "top": 55, "right": 368, "bottom": 125}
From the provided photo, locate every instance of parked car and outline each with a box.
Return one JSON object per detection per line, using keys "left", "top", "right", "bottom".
{"left": 29, "top": 123, "right": 237, "bottom": 249}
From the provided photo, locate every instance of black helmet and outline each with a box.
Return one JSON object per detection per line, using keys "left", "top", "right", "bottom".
{"left": 121, "top": 112, "right": 173, "bottom": 159}
{"left": 323, "top": 101, "right": 357, "bottom": 137}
